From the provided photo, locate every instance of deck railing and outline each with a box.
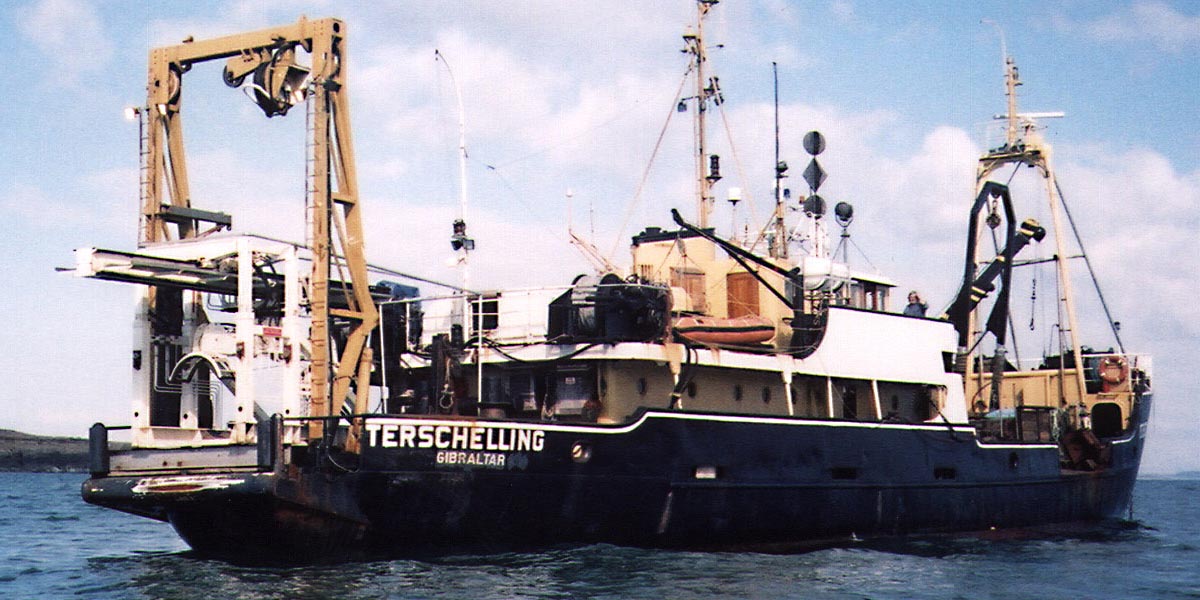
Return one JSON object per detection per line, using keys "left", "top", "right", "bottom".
{"left": 382, "top": 286, "right": 571, "bottom": 348}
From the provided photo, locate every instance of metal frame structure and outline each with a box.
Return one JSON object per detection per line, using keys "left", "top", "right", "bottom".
{"left": 967, "top": 47, "right": 1087, "bottom": 416}
{"left": 138, "top": 17, "right": 376, "bottom": 442}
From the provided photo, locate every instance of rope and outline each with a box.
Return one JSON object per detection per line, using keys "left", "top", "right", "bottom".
{"left": 484, "top": 340, "right": 599, "bottom": 364}
{"left": 717, "top": 101, "right": 758, "bottom": 227}
{"left": 1054, "top": 178, "right": 1125, "bottom": 353}
{"left": 482, "top": 163, "right": 575, "bottom": 247}
{"left": 483, "top": 108, "right": 631, "bottom": 171}
{"left": 605, "top": 67, "right": 693, "bottom": 262}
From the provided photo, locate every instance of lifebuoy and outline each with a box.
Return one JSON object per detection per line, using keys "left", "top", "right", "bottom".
{"left": 1098, "top": 355, "right": 1128, "bottom": 390}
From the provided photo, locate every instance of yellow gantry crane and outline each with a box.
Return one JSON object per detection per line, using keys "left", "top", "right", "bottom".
{"left": 139, "top": 17, "right": 377, "bottom": 442}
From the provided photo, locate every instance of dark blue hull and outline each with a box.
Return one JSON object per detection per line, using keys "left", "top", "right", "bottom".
{"left": 82, "top": 395, "right": 1150, "bottom": 561}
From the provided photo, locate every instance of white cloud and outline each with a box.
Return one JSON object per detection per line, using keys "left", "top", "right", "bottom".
{"left": 1054, "top": 146, "right": 1200, "bottom": 339}
{"left": 0, "top": 173, "right": 132, "bottom": 237}
{"left": 1062, "top": 1, "right": 1200, "bottom": 52}
{"left": 362, "top": 199, "right": 586, "bottom": 292}
{"left": 354, "top": 31, "right": 566, "bottom": 144}
{"left": 144, "top": 0, "right": 319, "bottom": 47}
{"left": 830, "top": 0, "right": 859, "bottom": 26}
{"left": 16, "top": 0, "right": 113, "bottom": 86}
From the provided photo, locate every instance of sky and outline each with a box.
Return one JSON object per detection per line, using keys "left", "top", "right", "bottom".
{"left": 0, "top": 1, "right": 1196, "bottom": 474}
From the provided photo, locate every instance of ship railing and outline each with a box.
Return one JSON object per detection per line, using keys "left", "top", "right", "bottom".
{"left": 978, "top": 116, "right": 1060, "bottom": 157}
{"left": 384, "top": 285, "right": 573, "bottom": 347}
{"left": 89, "top": 413, "right": 384, "bottom": 477}
{"left": 387, "top": 282, "right": 675, "bottom": 349}
{"left": 972, "top": 351, "right": 1152, "bottom": 444}
{"left": 87, "top": 420, "right": 269, "bottom": 477}
{"left": 1011, "top": 351, "right": 1152, "bottom": 389}
{"left": 1120, "top": 353, "right": 1152, "bottom": 387}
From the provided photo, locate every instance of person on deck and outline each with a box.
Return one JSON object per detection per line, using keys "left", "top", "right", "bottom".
{"left": 903, "top": 291, "right": 927, "bottom": 317}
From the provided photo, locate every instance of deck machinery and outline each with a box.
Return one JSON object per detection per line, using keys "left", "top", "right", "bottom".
{"left": 74, "top": 12, "right": 1150, "bottom": 562}
{"left": 74, "top": 18, "right": 389, "bottom": 542}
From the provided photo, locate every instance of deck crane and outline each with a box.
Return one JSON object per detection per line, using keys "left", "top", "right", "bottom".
{"left": 138, "top": 17, "right": 376, "bottom": 442}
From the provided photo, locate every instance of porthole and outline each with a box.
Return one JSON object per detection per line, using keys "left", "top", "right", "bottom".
{"left": 571, "top": 442, "right": 593, "bottom": 463}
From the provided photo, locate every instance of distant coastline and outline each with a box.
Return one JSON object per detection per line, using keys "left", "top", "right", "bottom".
{"left": 0, "top": 429, "right": 90, "bottom": 472}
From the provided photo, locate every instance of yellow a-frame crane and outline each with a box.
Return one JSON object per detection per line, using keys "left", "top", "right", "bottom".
{"left": 140, "top": 17, "right": 377, "bottom": 441}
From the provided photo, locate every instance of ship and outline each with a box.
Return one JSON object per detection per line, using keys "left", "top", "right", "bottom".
{"left": 75, "top": 4, "right": 1151, "bottom": 563}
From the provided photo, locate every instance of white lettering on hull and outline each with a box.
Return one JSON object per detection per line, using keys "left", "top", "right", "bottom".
{"left": 364, "top": 422, "right": 546, "bottom": 453}
{"left": 435, "top": 451, "right": 507, "bottom": 468}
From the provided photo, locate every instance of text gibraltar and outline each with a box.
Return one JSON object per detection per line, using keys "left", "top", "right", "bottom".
{"left": 364, "top": 421, "right": 546, "bottom": 452}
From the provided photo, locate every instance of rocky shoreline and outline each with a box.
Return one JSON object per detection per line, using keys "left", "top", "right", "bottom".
{"left": 0, "top": 429, "right": 90, "bottom": 472}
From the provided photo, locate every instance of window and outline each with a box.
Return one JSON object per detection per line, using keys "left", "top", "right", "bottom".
{"left": 831, "top": 378, "right": 875, "bottom": 421}
{"left": 671, "top": 268, "right": 707, "bottom": 313}
{"left": 844, "top": 281, "right": 890, "bottom": 311}
{"left": 470, "top": 293, "right": 500, "bottom": 332}
{"left": 877, "top": 381, "right": 941, "bottom": 423}
{"left": 792, "top": 375, "right": 828, "bottom": 418}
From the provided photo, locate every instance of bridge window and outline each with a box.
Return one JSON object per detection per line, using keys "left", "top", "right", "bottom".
{"left": 846, "top": 281, "right": 890, "bottom": 311}
{"left": 469, "top": 293, "right": 500, "bottom": 332}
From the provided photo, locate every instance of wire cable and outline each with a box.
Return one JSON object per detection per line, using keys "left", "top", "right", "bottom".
{"left": 1053, "top": 178, "right": 1125, "bottom": 353}
{"left": 605, "top": 66, "right": 693, "bottom": 262}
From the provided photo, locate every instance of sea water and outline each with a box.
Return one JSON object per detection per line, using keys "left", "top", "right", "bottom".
{"left": 2, "top": 473, "right": 1198, "bottom": 599}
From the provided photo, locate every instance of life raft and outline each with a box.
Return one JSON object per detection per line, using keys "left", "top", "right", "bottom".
{"left": 674, "top": 315, "right": 776, "bottom": 345}
{"left": 1098, "top": 355, "right": 1128, "bottom": 391}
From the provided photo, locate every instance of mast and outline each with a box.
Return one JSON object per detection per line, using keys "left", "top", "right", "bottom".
{"left": 973, "top": 26, "right": 1086, "bottom": 416}
{"left": 435, "top": 50, "right": 482, "bottom": 408}
{"left": 683, "top": 0, "right": 721, "bottom": 228}
{"left": 772, "top": 62, "right": 788, "bottom": 259}
{"left": 436, "top": 50, "right": 473, "bottom": 291}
